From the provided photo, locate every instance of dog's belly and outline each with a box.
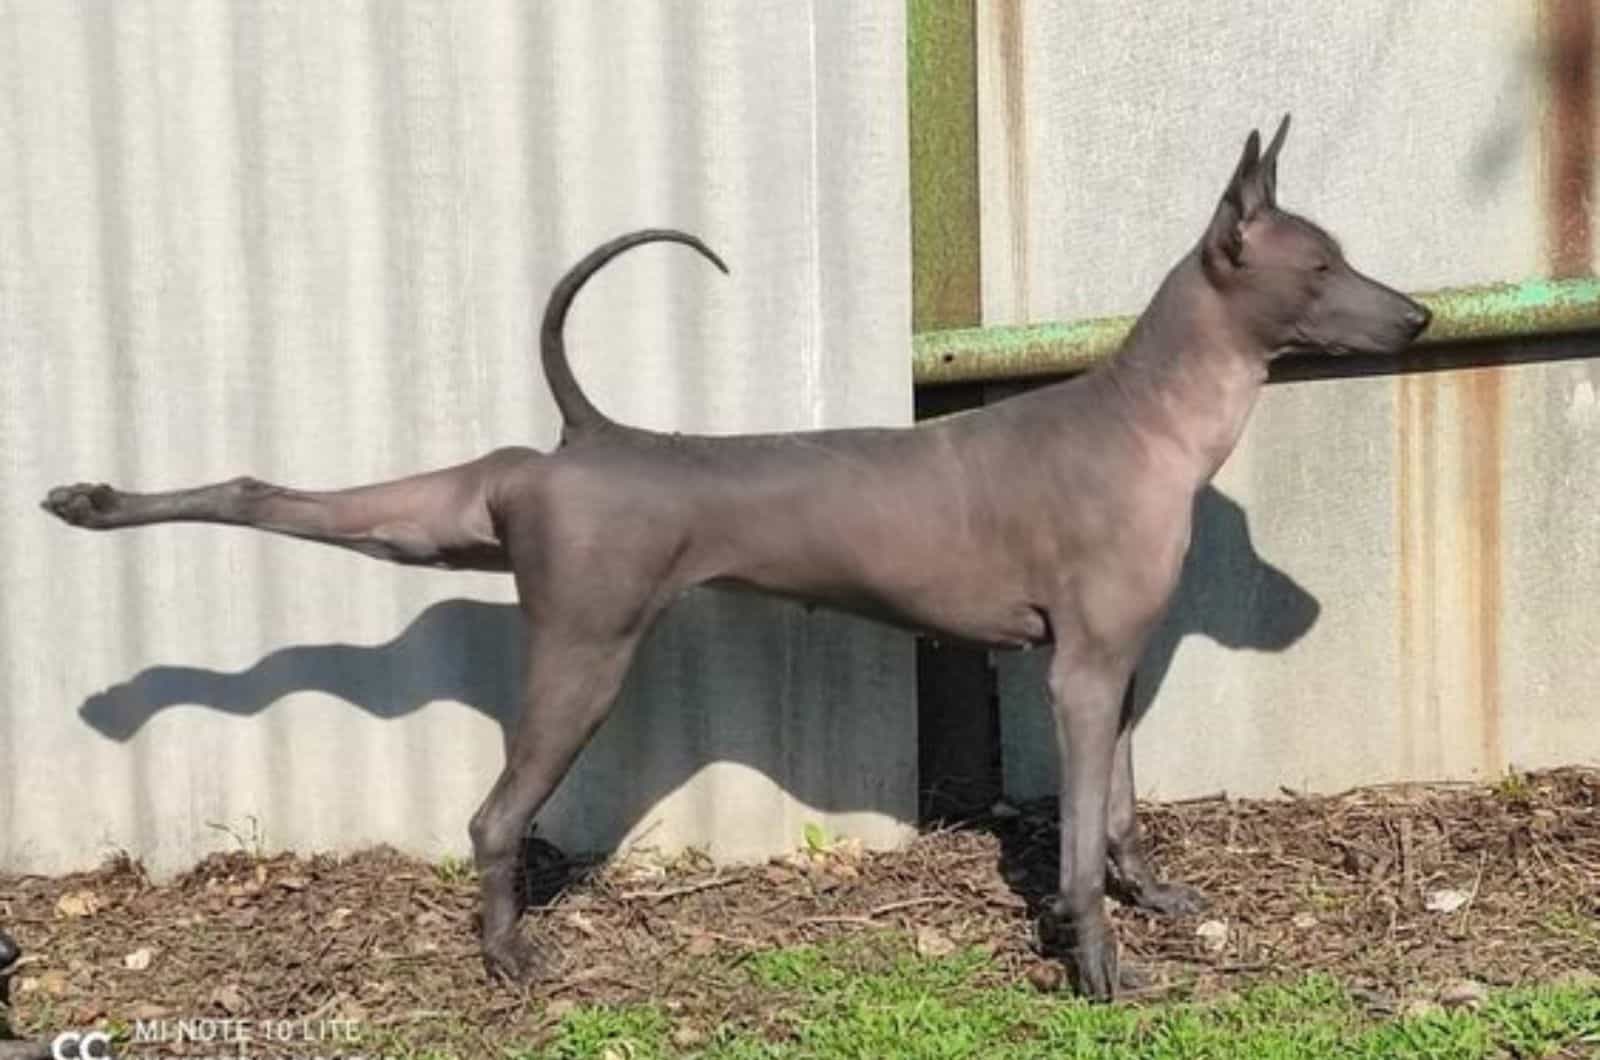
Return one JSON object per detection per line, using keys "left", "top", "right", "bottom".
{"left": 705, "top": 565, "right": 1050, "bottom": 650}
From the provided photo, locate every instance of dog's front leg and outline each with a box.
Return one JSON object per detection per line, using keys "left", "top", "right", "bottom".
{"left": 1044, "top": 647, "right": 1127, "bottom": 1000}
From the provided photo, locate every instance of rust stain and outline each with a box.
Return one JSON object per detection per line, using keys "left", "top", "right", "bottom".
{"left": 1543, "top": 0, "right": 1596, "bottom": 277}
{"left": 1396, "top": 374, "right": 1416, "bottom": 776}
{"left": 996, "top": 0, "right": 1029, "bottom": 320}
{"left": 1396, "top": 371, "right": 1440, "bottom": 778}
{"left": 1462, "top": 368, "right": 1505, "bottom": 773}
{"left": 1399, "top": 365, "right": 1501, "bottom": 779}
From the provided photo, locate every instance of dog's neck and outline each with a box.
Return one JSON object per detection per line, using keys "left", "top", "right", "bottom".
{"left": 1102, "top": 256, "right": 1270, "bottom": 485}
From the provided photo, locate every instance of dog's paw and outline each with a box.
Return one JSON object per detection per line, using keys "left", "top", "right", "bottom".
{"left": 1038, "top": 902, "right": 1121, "bottom": 1002}
{"left": 41, "top": 483, "right": 121, "bottom": 528}
{"left": 481, "top": 931, "right": 550, "bottom": 988}
{"left": 1121, "top": 879, "right": 1208, "bottom": 918}
{"left": 1066, "top": 930, "right": 1120, "bottom": 1002}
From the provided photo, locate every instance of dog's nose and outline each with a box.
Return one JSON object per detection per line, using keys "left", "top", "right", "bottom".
{"left": 1405, "top": 303, "right": 1431, "bottom": 334}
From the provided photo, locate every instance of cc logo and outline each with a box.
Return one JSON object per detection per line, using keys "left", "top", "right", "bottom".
{"left": 52, "top": 1030, "right": 114, "bottom": 1059}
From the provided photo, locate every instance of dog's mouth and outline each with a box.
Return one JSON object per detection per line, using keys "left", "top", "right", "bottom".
{"left": 1278, "top": 340, "right": 1354, "bottom": 358}
{"left": 1283, "top": 333, "right": 1419, "bottom": 358}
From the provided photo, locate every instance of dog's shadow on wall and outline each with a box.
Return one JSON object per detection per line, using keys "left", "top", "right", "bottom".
{"left": 77, "top": 484, "right": 1317, "bottom": 876}
{"left": 1132, "top": 483, "right": 1321, "bottom": 727}
{"left": 986, "top": 484, "right": 1321, "bottom": 920}
{"left": 79, "top": 599, "right": 527, "bottom": 743}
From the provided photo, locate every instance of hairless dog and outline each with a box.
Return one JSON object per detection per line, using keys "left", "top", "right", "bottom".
{"left": 43, "top": 116, "right": 1428, "bottom": 998}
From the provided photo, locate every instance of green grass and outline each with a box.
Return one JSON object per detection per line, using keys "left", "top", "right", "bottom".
{"left": 1542, "top": 907, "right": 1600, "bottom": 947}
{"left": 433, "top": 853, "right": 477, "bottom": 885}
{"left": 361, "top": 942, "right": 1599, "bottom": 1060}
{"left": 541, "top": 1006, "right": 672, "bottom": 1059}
{"left": 1492, "top": 769, "right": 1536, "bottom": 805}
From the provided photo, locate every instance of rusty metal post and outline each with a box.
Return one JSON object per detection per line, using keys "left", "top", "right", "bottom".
{"left": 908, "top": 0, "right": 999, "bottom": 821}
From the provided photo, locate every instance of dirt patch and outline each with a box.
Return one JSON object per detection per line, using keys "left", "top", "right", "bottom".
{"left": 2, "top": 768, "right": 1596, "bottom": 1052}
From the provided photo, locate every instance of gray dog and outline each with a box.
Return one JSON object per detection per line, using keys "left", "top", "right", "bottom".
{"left": 43, "top": 116, "right": 1427, "bottom": 998}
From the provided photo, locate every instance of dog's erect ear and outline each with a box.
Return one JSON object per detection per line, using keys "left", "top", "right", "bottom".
{"left": 1204, "top": 128, "right": 1261, "bottom": 268}
{"left": 1222, "top": 128, "right": 1262, "bottom": 214}
{"left": 1258, "top": 113, "right": 1291, "bottom": 206}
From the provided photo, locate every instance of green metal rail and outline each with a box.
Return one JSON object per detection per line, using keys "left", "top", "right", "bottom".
{"left": 912, "top": 277, "right": 1600, "bottom": 386}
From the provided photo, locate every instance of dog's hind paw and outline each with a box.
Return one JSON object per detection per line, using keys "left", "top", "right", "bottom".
{"left": 1121, "top": 879, "right": 1207, "bottom": 918}
{"left": 41, "top": 483, "right": 122, "bottom": 528}
{"left": 482, "top": 931, "right": 551, "bottom": 988}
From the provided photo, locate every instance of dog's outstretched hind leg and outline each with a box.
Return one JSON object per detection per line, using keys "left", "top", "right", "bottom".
{"left": 41, "top": 447, "right": 536, "bottom": 571}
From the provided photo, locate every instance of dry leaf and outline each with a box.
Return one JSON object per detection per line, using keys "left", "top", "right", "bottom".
{"left": 1424, "top": 888, "right": 1470, "bottom": 914}
{"left": 1438, "top": 979, "right": 1488, "bottom": 1010}
{"left": 671, "top": 1024, "right": 707, "bottom": 1049}
{"left": 55, "top": 890, "right": 101, "bottom": 919}
{"left": 1025, "top": 963, "right": 1063, "bottom": 992}
{"left": 210, "top": 983, "right": 248, "bottom": 1015}
{"left": 831, "top": 837, "right": 865, "bottom": 862}
{"left": 914, "top": 925, "right": 956, "bottom": 958}
{"left": 1195, "top": 919, "right": 1229, "bottom": 953}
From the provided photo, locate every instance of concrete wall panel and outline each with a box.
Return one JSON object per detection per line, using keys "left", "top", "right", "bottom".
{"left": 987, "top": 2, "right": 1600, "bottom": 801}
{"left": 0, "top": 2, "right": 916, "bottom": 875}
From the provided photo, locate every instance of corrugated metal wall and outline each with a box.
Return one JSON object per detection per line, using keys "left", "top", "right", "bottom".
{"left": 0, "top": 3, "right": 916, "bottom": 875}
{"left": 988, "top": 2, "right": 1600, "bottom": 800}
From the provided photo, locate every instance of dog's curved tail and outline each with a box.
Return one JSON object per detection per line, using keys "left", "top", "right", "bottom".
{"left": 541, "top": 229, "right": 730, "bottom": 443}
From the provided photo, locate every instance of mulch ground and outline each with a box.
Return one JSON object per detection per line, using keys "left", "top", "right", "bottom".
{"left": 1, "top": 768, "right": 1596, "bottom": 1054}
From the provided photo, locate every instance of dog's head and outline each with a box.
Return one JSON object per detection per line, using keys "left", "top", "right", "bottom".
{"left": 1199, "top": 115, "right": 1430, "bottom": 357}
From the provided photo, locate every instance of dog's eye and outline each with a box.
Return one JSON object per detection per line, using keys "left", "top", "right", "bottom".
{"left": 1314, "top": 261, "right": 1331, "bottom": 273}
